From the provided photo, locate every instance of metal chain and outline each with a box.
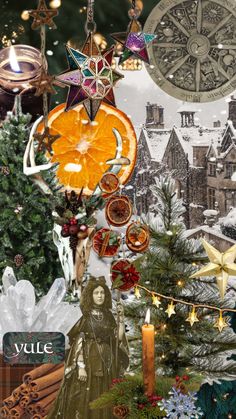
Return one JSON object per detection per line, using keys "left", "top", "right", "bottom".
{"left": 85, "top": 0, "right": 97, "bottom": 34}
{"left": 40, "top": 24, "right": 49, "bottom": 128}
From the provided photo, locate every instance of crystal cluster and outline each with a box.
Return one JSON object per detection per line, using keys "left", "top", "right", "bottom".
{"left": 0, "top": 267, "right": 81, "bottom": 350}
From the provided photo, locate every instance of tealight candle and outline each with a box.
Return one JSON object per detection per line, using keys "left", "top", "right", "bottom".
{"left": 0, "top": 45, "right": 45, "bottom": 121}
{"left": 142, "top": 308, "right": 155, "bottom": 396}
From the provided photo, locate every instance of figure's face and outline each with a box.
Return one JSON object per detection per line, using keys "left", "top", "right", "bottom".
{"left": 93, "top": 286, "right": 105, "bottom": 306}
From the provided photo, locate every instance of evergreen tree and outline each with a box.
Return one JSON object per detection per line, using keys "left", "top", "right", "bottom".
{"left": 0, "top": 97, "right": 62, "bottom": 293}
{"left": 126, "top": 176, "right": 236, "bottom": 379}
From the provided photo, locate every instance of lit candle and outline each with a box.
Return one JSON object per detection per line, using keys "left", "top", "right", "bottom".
{"left": 0, "top": 45, "right": 45, "bottom": 121}
{"left": 142, "top": 308, "right": 155, "bottom": 396}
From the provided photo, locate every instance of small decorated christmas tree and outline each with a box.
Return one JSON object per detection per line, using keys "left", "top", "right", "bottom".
{"left": 0, "top": 98, "right": 62, "bottom": 293}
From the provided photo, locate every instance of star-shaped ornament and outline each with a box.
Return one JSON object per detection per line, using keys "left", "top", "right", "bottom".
{"left": 214, "top": 311, "right": 229, "bottom": 333}
{"left": 134, "top": 287, "right": 141, "bottom": 299}
{"left": 29, "top": 0, "right": 58, "bottom": 30}
{"left": 56, "top": 33, "right": 123, "bottom": 120}
{"left": 111, "top": 19, "right": 157, "bottom": 65}
{"left": 34, "top": 127, "right": 60, "bottom": 155}
{"left": 30, "top": 69, "right": 56, "bottom": 96}
{"left": 165, "top": 301, "right": 176, "bottom": 318}
{"left": 190, "top": 239, "right": 236, "bottom": 299}
{"left": 152, "top": 294, "right": 161, "bottom": 308}
{"left": 186, "top": 307, "right": 199, "bottom": 327}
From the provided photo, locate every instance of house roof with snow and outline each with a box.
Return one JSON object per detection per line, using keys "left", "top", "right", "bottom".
{"left": 141, "top": 127, "right": 172, "bottom": 163}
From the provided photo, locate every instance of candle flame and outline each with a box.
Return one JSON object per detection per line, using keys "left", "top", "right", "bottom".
{"left": 9, "top": 46, "right": 21, "bottom": 73}
{"left": 145, "top": 308, "right": 150, "bottom": 325}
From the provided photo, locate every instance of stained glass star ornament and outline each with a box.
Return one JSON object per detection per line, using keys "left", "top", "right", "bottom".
{"left": 29, "top": 0, "right": 58, "bottom": 30}
{"left": 165, "top": 301, "right": 176, "bottom": 318}
{"left": 56, "top": 33, "right": 123, "bottom": 120}
{"left": 186, "top": 306, "right": 199, "bottom": 327}
{"left": 190, "top": 239, "right": 236, "bottom": 299}
{"left": 34, "top": 127, "right": 60, "bottom": 155}
{"left": 111, "top": 19, "right": 157, "bottom": 65}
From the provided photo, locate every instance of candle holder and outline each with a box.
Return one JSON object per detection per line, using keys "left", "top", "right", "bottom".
{"left": 0, "top": 45, "right": 46, "bottom": 122}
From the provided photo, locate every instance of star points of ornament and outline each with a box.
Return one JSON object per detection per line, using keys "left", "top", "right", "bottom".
{"left": 214, "top": 311, "right": 229, "bottom": 333}
{"left": 111, "top": 19, "right": 157, "bottom": 65}
{"left": 34, "top": 127, "right": 60, "bottom": 155}
{"left": 186, "top": 307, "right": 199, "bottom": 327}
{"left": 29, "top": 0, "right": 58, "bottom": 30}
{"left": 190, "top": 239, "right": 236, "bottom": 299}
{"left": 30, "top": 69, "right": 56, "bottom": 96}
{"left": 134, "top": 287, "right": 141, "bottom": 299}
{"left": 152, "top": 294, "right": 161, "bottom": 308}
{"left": 56, "top": 33, "right": 123, "bottom": 120}
{"left": 165, "top": 301, "right": 176, "bottom": 318}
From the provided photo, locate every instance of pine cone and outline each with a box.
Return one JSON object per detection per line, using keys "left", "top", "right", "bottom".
{"left": 113, "top": 405, "right": 130, "bottom": 418}
{"left": 69, "top": 236, "right": 78, "bottom": 250}
{"left": 1, "top": 166, "right": 10, "bottom": 175}
{"left": 14, "top": 254, "right": 24, "bottom": 267}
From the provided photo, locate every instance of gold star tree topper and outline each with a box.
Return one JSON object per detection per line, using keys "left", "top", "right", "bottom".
{"left": 190, "top": 239, "right": 236, "bottom": 299}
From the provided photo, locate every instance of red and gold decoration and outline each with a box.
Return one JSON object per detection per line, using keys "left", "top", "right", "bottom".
{"left": 142, "top": 309, "right": 155, "bottom": 396}
{"left": 92, "top": 228, "right": 121, "bottom": 258}
{"left": 105, "top": 195, "right": 133, "bottom": 227}
{"left": 126, "top": 222, "right": 150, "bottom": 253}
{"left": 111, "top": 0, "right": 156, "bottom": 65}
{"left": 190, "top": 239, "right": 236, "bottom": 299}
{"left": 111, "top": 259, "right": 140, "bottom": 291}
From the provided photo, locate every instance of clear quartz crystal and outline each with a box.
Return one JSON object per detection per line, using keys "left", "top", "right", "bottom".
{"left": 2, "top": 267, "right": 17, "bottom": 292}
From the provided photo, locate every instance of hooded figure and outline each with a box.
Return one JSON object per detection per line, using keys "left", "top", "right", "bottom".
{"left": 48, "top": 276, "right": 129, "bottom": 419}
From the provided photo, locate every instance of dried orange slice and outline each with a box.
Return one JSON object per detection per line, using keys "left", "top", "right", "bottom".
{"left": 99, "top": 172, "right": 120, "bottom": 194}
{"left": 38, "top": 103, "right": 137, "bottom": 195}
{"left": 126, "top": 223, "right": 150, "bottom": 253}
{"left": 106, "top": 195, "right": 132, "bottom": 226}
{"left": 93, "top": 228, "right": 121, "bottom": 257}
{"left": 111, "top": 259, "right": 140, "bottom": 291}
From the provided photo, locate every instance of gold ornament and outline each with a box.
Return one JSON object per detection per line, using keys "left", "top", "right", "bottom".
{"left": 214, "top": 311, "right": 229, "bottom": 333}
{"left": 186, "top": 306, "right": 199, "bottom": 327}
{"left": 134, "top": 287, "right": 141, "bottom": 299}
{"left": 152, "top": 294, "right": 161, "bottom": 308}
{"left": 165, "top": 301, "right": 176, "bottom": 318}
{"left": 190, "top": 239, "right": 236, "bottom": 299}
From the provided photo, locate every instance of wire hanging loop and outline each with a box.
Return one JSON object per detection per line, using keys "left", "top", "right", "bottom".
{"left": 128, "top": 0, "right": 141, "bottom": 20}
{"left": 85, "top": 0, "right": 97, "bottom": 34}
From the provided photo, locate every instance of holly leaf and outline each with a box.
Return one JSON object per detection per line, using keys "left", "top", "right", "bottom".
{"left": 112, "top": 274, "right": 124, "bottom": 289}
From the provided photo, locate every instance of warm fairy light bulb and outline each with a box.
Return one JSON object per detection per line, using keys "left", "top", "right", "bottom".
{"left": 152, "top": 294, "right": 161, "bottom": 308}
{"left": 186, "top": 306, "right": 199, "bottom": 327}
{"left": 49, "top": 0, "right": 61, "bottom": 8}
{"left": 144, "top": 308, "right": 151, "bottom": 325}
{"left": 177, "top": 280, "right": 183, "bottom": 286}
{"left": 21, "top": 10, "right": 30, "bottom": 21}
{"left": 214, "top": 311, "right": 228, "bottom": 332}
{"left": 134, "top": 287, "right": 141, "bottom": 299}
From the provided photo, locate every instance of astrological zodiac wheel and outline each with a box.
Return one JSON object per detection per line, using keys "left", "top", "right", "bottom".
{"left": 144, "top": 0, "right": 236, "bottom": 102}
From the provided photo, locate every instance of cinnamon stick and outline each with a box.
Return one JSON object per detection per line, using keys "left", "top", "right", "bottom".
{"left": 20, "top": 383, "right": 31, "bottom": 395}
{"left": 2, "top": 394, "right": 18, "bottom": 408}
{"left": 30, "top": 366, "right": 64, "bottom": 392}
{"left": 12, "top": 385, "right": 22, "bottom": 399}
{"left": 31, "top": 390, "right": 59, "bottom": 415}
{"left": 9, "top": 405, "right": 24, "bottom": 417}
{"left": 31, "top": 380, "right": 61, "bottom": 400}
{"left": 33, "top": 415, "right": 43, "bottom": 419}
{"left": 23, "top": 364, "right": 55, "bottom": 385}
{"left": 99, "top": 230, "right": 110, "bottom": 257}
{"left": 19, "top": 394, "right": 32, "bottom": 408}
{"left": 0, "top": 405, "right": 10, "bottom": 417}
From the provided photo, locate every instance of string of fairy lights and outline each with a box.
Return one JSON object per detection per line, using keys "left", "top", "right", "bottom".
{"left": 134, "top": 285, "right": 236, "bottom": 333}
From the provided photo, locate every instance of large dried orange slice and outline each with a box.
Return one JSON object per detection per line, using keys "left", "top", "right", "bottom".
{"left": 38, "top": 103, "right": 137, "bottom": 195}
{"left": 106, "top": 195, "right": 132, "bottom": 227}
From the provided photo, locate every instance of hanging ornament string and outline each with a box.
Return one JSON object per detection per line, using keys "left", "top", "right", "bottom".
{"left": 85, "top": 0, "right": 96, "bottom": 34}
{"left": 40, "top": 24, "right": 49, "bottom": 128}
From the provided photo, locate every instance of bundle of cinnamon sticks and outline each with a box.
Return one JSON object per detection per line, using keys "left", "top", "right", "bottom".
{"left": 0, "top": 363, "right": 64, "bottom": 418}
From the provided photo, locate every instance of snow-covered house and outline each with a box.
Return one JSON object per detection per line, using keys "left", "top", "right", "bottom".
{"left": 135, "top": 97, "right": 236, "bottom": 228}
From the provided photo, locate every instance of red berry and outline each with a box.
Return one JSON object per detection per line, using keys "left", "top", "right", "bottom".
{"left": 182, "top": 375, "right": 189, "bottom": 381}
{"left": 138, "top": 404, "right": 144, "bottom": 410}
{"left": 151, "top": 402, "right": 157, "bottom": 407}
{"left": 63, "top": 223, "right": 69, "bottom": 230}
{"left": 175, "top": 375, "right": 180, "bottom": 382}
{"left": 69, "top": 217, "right": 77, "bottom": 225}
{"left": 152, "top": 395, "right": 162, "bottom": 401}
{"left": 61, "top": 230, "right": 70, "bottom": 238}
{"left": 69, "top": 225, "right": 79, "bottom": 235}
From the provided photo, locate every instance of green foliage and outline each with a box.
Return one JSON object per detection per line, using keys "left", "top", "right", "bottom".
{"left": 90, "top": 374, "right": 202, "bottom": 419}
{"left": 0, "top": 97, "right": 62, "bottom": 293}
{"left": 127, "top": 176, "right": 236, "bottom": 379}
